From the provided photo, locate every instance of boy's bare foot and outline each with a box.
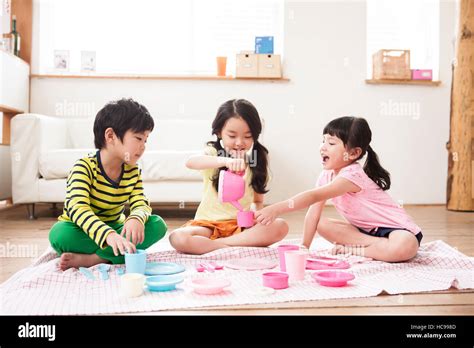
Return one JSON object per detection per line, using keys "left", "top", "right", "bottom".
{"left": 59, "top": 253, "right": 108, "bottom": 271}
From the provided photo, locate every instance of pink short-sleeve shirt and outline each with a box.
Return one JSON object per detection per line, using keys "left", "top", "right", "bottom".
{"left": 317, "top": 162, "right": 421, "bottom": 235}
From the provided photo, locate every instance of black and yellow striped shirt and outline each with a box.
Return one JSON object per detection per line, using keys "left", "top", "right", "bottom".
{"left": 58, "top": 151, "right": 152, "bottom": 248}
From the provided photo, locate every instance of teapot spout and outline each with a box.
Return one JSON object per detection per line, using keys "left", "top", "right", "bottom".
{"left": 230, "top": 201, "right": 243, "bottom": 211}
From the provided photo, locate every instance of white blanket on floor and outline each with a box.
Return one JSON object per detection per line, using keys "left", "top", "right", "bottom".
{"left": 1, "top": 238, "right": 473, "bottom": 315}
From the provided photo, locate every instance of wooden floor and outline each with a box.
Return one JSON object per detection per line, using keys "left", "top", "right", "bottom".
{"left": 0, "top": 203, "right": 473, "bottom": 315}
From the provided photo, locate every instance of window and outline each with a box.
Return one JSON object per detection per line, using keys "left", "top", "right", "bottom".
{"left": 366, "top": 0, "right": 440, "bottom": 80}
{"left": 34, "top": 0, "right": 284, "bottom": 75}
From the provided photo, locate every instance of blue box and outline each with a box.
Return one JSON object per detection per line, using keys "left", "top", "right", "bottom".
{"left": 255, "top": 36, "right": 274, "bottom": 54}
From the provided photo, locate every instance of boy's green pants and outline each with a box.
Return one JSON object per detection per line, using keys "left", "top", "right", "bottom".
{"left": 49, "top": 215, "right": 167, "bottom": 264}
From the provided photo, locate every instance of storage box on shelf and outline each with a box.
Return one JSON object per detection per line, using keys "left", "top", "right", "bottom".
{"left": 372, "top": 49, "right": 411, "bottom": 80}
{"left": 411, "top": 69, "right": 433, "bottom": 81}
{"left": 236, "top": 53, "right": 259, "bottom": 78}
{"left": 236, "top": 53, "right": 282, "bottom": 79}
{"left": 257, "top": 54, "right": 282, "bottom": 78}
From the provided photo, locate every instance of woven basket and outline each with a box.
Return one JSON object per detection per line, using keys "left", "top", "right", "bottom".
{"left": 372, "top": 49, "right": 411, "bottom": 80}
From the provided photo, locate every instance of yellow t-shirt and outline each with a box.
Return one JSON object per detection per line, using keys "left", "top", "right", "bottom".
{"left": 58, "top": 151, "right": 151, "bottom": 248}
{"left": 194, "top": 146, "right": 255, "bottom": 221}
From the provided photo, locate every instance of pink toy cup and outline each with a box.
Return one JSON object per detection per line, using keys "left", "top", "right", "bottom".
{"left": 237, "top": 211, "right": 254, "bottom": 228}
{"left": 285, "top": 250, "right": 308, "bottom": 281}
{"left": 277, "top": 244, "right": 299, "bottom": 272}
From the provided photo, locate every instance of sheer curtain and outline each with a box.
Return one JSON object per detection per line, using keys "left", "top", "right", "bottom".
{"left": 34, "top": 0, "right": 283, "bottom": 74}
{"left": 367, "top": 0, "right": 440, "bottom": 80}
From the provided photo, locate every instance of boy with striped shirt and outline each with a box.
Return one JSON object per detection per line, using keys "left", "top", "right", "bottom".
{"left": 49, "top": 98, "right": 167, "bottom": 270}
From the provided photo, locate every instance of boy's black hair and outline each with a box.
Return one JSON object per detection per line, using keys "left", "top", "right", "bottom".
{"left": 93, "top": 98, "right": 154, "bottom": 149}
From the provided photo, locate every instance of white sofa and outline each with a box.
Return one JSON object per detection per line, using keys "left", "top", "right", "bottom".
{"left": 11, "top": 114, "right": 211, "bottom": 218}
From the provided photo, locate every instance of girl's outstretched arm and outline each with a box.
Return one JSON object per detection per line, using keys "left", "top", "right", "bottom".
{"left": 255, "top": 177, "right": 360, "bottom": 225}
{"left": 186, "top": 155, "right": 245, "bottom": 171}
{"left": 302, "top": 201, "right": 325, "bottom": 248}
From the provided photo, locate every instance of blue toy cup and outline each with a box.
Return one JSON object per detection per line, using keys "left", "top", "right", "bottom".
{"left": 125, "top": 249, "right": 147, "bottom": 274}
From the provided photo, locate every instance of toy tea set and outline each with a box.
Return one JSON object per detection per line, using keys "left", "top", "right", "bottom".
{"left": 115, "top": 246, "right": 355, "bottom": 298}
{"left": 82, "top": 168, "right": 355, "bottom": 298}
{"left": 217, "top": 167, "right": 356, "bottom": 290}
{"left": 117, "top": 250, "right": 231, "bottom": 298}
{"left": 261, "top": 244, "right": 355, "bottom": 290}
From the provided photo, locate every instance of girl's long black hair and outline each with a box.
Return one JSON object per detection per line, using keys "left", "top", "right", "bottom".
{"left": 207, "top": 99, "right": 269, "bottom": 194}
{"left": 323, "top": 116, "right": 391, "bottom": 190}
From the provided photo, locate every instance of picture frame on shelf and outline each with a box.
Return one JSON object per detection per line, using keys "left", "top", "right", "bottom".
{"left": 0, "top": 37, "right": 11, "bottom": 53}
{"left": 81, "top": 51, "right": 96, "bottom": 72}
{"left": 53, "top": 50, "right": 69, "bottom": 72}
{"left": 1, "top": 0, "right": 12, "bottom": 35}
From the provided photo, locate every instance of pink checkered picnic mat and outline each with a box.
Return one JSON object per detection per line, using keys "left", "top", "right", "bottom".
{"left": 1, "top": 239, "right": 473, "bottom": 314}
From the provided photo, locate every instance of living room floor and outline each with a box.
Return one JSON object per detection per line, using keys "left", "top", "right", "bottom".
{"left": 0, "top": 204, "right": 472, "bottom": 314}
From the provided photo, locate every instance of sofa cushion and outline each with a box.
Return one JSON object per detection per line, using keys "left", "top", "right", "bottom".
{"left": 39, "top": 149, "right": 95, "bottom": 179}
{"left": 67, "top": 118, "right": 95, "bottom": 149}
{"left": 141, "top": 150, "right": 201, "bottom": 181}
{"left": 39, "top": 149, "right": 202, "bottom": 181}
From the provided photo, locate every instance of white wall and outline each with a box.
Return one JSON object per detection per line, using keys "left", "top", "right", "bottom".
{"left": 29, "top": 0, "right": 456, "bottom": 204}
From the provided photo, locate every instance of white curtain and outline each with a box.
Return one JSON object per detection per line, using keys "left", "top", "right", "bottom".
{"left": 34, "top": 0, "right": 283, "bottom": 74}
{"left": 367, "top": 0, "right": 440, "bottom": 79}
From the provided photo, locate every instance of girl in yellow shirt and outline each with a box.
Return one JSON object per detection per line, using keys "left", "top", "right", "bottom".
{"left": 170, "top": 99, "right": 288, "bottom": 254}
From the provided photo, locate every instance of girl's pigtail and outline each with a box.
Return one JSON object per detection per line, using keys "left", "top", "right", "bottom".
{"left": 363, "top": 145, "right": 391, "bottom": 190}
{"left": 250, "top": 141, "right": 269, "bottom": 194}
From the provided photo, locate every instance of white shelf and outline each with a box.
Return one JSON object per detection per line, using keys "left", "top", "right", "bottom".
{"left": 0, "top": 50, "right": 30, "bottom": 113}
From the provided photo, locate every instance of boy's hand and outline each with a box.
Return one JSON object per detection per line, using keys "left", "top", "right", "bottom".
{"left": 121, "top": 218, "right": 145, "bottom": 245}
{"left": 106, "top": 233, "right": 136, "bottom": 256}
{"left": 255, "top": 205, "right": 281, "bottom": 226}
{"left": 226, "top": 158, "right": 246, "bottom": 173}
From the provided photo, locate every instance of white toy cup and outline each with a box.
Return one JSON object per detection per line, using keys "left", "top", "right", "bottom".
{"left": 284, "top": 250, "right": 308, "bottom": 281}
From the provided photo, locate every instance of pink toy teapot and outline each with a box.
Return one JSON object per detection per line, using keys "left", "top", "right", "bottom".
{"left": 218, "top": 170, "right": 255, "bottom": 228}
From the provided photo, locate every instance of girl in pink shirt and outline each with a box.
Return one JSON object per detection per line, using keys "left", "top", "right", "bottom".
{"left": 255, "top": 116, "right": 422, "bottom": 262}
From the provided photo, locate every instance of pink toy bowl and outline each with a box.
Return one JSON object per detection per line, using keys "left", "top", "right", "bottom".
{"left": 262, "top": 272, "right": 289, "bottom": 290}
{"left": 312, "top": 271, "right": 355, "bottom": 287}
{"left": 237, "top": 211, "right": 254, "bottom": 228}
{"left": 189, "top": 278, "right": 231, "bottom": 295}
